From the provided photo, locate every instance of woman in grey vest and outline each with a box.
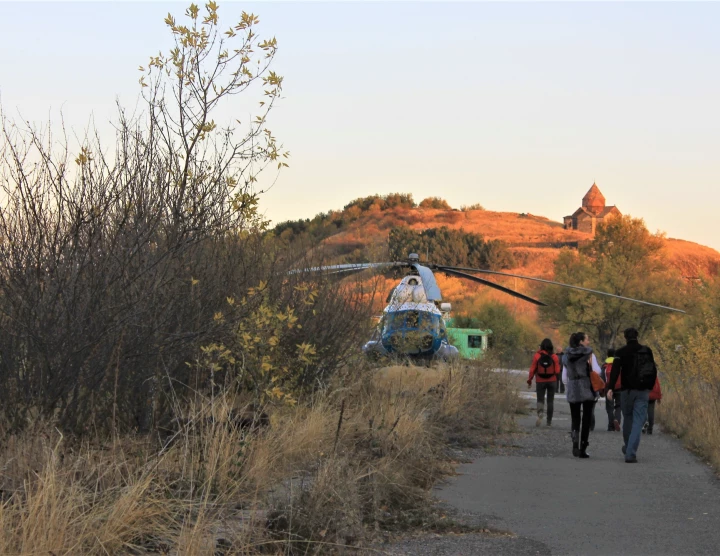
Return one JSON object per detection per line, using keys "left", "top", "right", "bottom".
{"left": 564, "top": 331, "right": 596, "bottom": 458}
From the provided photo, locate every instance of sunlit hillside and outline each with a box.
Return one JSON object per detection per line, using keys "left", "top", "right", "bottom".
{"left": 276, "top": 195, "right": 720, "bottom": 319}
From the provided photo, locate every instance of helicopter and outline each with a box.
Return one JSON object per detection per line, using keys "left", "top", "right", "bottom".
{"left": 293, "top": 253, "right": 685, "bottom": 361}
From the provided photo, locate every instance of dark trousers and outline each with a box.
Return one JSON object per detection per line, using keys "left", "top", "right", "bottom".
{"left": 606, "top": 395, "right": 621, "bottom": 428}
{"left": 647, "top": 400, "right": 656, "bottom": 428}
{"left": 536, "top": 382, "right": 556, "bottom": 423}
{"left": 569, "top": 400, "right": 594, "bottom": 444}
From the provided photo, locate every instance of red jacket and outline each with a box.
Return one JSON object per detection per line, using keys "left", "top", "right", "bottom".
{"left": 528, "top": 350, "right": 561, "bottom": 383}
{"left": 649, "top": 378, "right": 662, "bottom": 401}
{"left": 602, "top": 361, "right": 621, "bottom": 390}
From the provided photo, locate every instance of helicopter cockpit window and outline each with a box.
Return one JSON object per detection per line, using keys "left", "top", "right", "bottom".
{"left": 382, "top": 313, "right": 396, "bottom": 334}
{"left": 468, "top": 335, "right": 483, "bottom": 349}
{"left": 406, "top": 311, "right": 420, "bottom": 329}
{"left": 422, "top": 313, "right": 441, "bottom": 334}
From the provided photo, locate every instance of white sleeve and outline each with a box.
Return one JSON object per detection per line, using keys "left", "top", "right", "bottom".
{"left": 591, "top": 353, "right": 602, "bottom": 374}
{"left": 562, "top": 364, "right": 567, "bottom": 385}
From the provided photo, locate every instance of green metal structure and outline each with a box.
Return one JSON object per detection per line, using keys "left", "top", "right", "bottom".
{"left": 445, "top": 327, "right": 493, "bottom": 360}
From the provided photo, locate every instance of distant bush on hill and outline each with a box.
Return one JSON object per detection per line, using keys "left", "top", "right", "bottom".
{"left": 273, "top": 193, "right": 418, "bottom": 246}
{"left": 460, "top": 203, "right": 485, "bottom": 211}
{"left": 389, "top": 226, "right": 515, "bottom": 269}
{"left": 343, "top": 193, "right": 416, "bottom": 212}
{"left": 419, "top": 197, "right": 452, "bottom": 210}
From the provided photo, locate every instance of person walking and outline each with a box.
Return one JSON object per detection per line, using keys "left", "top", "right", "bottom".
{"left": 602, "top": 349, "right": 622, "bottom": 432}
{"left": 605, "top": 327, "right": 658, "bottom": 463}
{"left": 643, "top": 377, "right": 662, "bottom": 434}
{"left": 527, "top": 338, "right": 561, "bottom": 427}
{"left": 564, "top": 332, "right": 596, "bottom": 458}
{"left": 556, "top": 348, "right": 566, "bottom": 394}
{"left": 578, "top": 334, "right": 603, "bottom": 431}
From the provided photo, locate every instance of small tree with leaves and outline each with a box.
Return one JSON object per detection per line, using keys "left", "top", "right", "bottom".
{"left": 540, "top": 215, "right": 686, "bottom": 353}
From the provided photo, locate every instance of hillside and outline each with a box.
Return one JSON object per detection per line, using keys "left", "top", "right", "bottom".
{"left": 276, "top": 195, "right": 720, "bottom": 315}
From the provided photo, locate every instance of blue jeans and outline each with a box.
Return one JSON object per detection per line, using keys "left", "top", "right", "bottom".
{"left": 621, "top": 390, "right": 649, "bottom": 460}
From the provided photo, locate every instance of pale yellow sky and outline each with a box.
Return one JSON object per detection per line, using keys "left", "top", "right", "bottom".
{"left": 2, "top": 2, "right": 719, "bottom": 249}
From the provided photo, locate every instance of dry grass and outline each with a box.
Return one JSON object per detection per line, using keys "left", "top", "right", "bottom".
{"left": 0, "top": 360, "right": 519, "bottom": 554}
{"left": 655, "top": 315, "right": 720, "bottom": 472}
{"left": 657, "top": 388, "right": 720, "bottom": 470}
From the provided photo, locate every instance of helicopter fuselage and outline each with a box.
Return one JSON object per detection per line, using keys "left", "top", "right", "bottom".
{"left": 362, "top": 275, "right": 458, "bottom": 360}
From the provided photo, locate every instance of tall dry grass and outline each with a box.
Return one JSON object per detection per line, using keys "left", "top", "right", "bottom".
{"left": 0, "top": 360, "right": 518, "bottom": 554}
{"left": 655, "top": 313, "right": 720, "bottom": 470}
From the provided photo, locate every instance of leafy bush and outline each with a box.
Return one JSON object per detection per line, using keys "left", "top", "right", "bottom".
{"left": 389, "top": 226, "right": 515, "bottom": 269}
{"left": 419, "top": 197, "right": 452, "bottom": 210}
{"left": 343, "top": 193, "right": 416, "bottom": 212}
{"left": 452, "top": 300, "right": 544, "bottom": 367}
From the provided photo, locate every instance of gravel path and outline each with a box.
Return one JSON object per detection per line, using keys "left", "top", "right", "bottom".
{"left": 382, "top": 391, "right": 720, "bottom": 555}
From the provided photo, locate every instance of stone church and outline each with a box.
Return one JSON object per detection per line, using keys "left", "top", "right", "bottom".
{"left": 563, "top": 183, "right": 621, "bottom": 235}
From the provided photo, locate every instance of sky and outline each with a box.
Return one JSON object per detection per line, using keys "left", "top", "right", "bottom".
{"left": 1, "top": 2, "right": 719, "bottom": 249}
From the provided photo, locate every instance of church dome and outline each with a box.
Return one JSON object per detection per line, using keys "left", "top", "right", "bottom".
{"left": 582, "top": 182, "right": 605, "bottom": 215}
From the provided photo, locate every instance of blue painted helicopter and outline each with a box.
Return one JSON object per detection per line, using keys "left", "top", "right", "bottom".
{"left": 295, "top": 253, "right": 685, "bottom": 362}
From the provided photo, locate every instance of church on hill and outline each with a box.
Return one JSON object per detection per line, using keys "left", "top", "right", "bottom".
{"left": 563, "top": 183, "right": 621, "bottom": 235}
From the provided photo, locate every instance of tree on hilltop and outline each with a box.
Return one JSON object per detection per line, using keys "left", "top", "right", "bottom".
{"left": 419, "top": 197, "right": 452, "bottom": 210}
{"left": 540, "top": 215, "right": 686, "bottom": 353}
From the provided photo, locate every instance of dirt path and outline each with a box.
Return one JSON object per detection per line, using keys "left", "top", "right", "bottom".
{"left": 385, "top": 392, "right": 720, "bottom": 555}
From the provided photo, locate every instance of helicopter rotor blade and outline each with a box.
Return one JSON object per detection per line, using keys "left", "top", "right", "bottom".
{"left": 288, "top": 262, "right": 398, "bottom": 275}
{"left": 436, "top": 265, "right": 686, "bottom": 314}
{"left": 439, "top": 267, "right": 547, "bottom": 306}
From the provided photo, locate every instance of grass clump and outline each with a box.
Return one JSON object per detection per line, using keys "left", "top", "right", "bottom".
{"left": 0, "top": 359, "right": 518, "bottom": 554}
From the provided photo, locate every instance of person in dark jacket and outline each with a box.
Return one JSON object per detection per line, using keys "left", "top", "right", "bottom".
{"left": 556, "top": 348, "right": 566, "bottom": 394}
{"left": 565, "top": 331, "right": 596, "bottom": 458}
{"left": 602, "top": 348, "right": 621, "bottom": 432}
{"left": 605, "top": 327, "right": 656, "bottom": 463}
{"left": 527, "top": 338, "right": 561, "bottom": 427}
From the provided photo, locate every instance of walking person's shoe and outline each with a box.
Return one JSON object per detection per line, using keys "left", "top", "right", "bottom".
{"left": 613, "top": 419, "right": 621, "bottom": 432}
{"left": 607, "top": 425, "right": 615, "bottom": 432}
{"left": 625, "top": 456, "right": 638, "bottom": 463}
{"left": 546, "top": 420, "right": 552, "bottom": 427}
{"left": 622, "top": 445, "right": 626, "bottom": 455}
{"left": 579, "top": 441, "right": 590, "bottom": 459}
{"left": 647, "top": 427, "right": 653, "bottom": 435}
{"left": 572, "top": 430, "right": 580, "bottom": 457}
{"left": 536, "top": 416, "right": 542, "bottom": 427}
{"left": 642, "top": 421, "right": 648, "bottom": 434}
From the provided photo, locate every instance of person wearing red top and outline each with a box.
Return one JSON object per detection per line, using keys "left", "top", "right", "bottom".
{"left": 602, "top": 349, "right": 622, "bottom": 432}
{"left": 527, "top": 338, "right": 561, "bottom": 427}
{"left": 643, "top": 378, "right": 662, "bottom": 434}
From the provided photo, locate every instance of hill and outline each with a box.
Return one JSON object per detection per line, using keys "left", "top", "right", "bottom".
{"left": 275, "top": 194, "right": 720, "bottom": 315}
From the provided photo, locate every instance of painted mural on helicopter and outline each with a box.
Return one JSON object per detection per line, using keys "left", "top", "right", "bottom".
{"left": 291, "top": 253, "right": 685, "bottom": 361}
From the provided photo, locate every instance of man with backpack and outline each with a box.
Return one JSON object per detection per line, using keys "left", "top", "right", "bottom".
{"left": 528, "top": 338, "right": 561, "bottom": 427}
{"left": 604, "top": 328, "right": 658, "bottom": 463}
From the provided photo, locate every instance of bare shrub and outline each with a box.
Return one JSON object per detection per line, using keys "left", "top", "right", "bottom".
{"left": 0, "top": 4, "right": 375, "bottom": 436}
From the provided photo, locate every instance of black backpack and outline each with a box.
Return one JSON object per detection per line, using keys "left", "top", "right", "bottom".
{"left": 631, "top": 346, "right": 657, "bottom": 390}
{"left": 536, "top": 352, "right": 555, "bottom": 379}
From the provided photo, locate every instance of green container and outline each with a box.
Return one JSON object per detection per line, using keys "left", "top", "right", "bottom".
{"left": 446, "top": 327, "right": 493, "bottom": 360}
